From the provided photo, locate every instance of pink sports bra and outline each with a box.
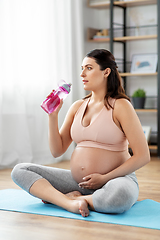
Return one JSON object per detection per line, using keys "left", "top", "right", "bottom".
{"left": 70, "top": 98, "right": 128, "bottom": 151}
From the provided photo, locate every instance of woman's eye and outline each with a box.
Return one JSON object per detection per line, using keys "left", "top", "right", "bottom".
{"left": 81, "top": 66, "right": 92, "bottom": 71}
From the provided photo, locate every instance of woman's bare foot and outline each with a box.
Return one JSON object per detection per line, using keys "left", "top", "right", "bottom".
{"left": 70, "top": 199, "right": 89, "bottom": 217}
{"left": 66, "top": 191, "right": 82, "bottom": 200}
{"left": 78, "top": 199, "right": 90, "bottom": 217}
{"left": 66, "top": 191, "right": 95, "bottom": 212}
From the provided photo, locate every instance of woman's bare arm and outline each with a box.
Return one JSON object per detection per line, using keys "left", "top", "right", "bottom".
{"left": 48, "top": 99, "right": 83, "bottom": 158}
{"left": 103, "top": 98, "right": 150, "bottom": 182}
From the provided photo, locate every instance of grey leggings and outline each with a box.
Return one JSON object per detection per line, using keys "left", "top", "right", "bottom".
{"left": 11, "top": 163, "right": 139, "bottom": 214}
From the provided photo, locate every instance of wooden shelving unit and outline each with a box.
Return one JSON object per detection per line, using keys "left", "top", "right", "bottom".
{"left": 112, "top": 0, "right": 158, "bottom": 153}
{"left": 87, "top": 0, "right": 159, "bottom": 155}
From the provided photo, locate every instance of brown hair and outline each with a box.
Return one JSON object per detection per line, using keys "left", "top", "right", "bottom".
{"left": 83, "top": 49, "right": 130, "bottom": 109}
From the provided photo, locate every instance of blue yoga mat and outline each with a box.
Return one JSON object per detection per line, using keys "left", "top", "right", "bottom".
{"left": 0, "top": 189, "right": 160, "bottom": 230}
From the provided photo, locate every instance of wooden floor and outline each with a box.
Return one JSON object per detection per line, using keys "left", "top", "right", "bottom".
{"left": 0, "top": 156, "right": 160, "bottom": 240}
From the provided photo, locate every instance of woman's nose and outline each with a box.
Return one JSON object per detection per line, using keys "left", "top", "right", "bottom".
{"left": 80, "top": 70, "right": 86, "bottom": 77}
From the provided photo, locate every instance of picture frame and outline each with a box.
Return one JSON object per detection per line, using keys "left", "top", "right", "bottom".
{"left": 142, "top": 126, "right": 151, "bottom": 143}
{"left": 130, "top": 53, "right": 158, "bottom": 73}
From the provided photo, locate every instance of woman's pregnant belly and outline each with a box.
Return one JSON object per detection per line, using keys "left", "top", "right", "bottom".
{"left": 70, "top": 146, "right": 130, "bottom": 183}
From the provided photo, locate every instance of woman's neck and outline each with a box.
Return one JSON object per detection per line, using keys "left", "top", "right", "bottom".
{"left": 90, "top": 91, "right": 106, "bottom": 104}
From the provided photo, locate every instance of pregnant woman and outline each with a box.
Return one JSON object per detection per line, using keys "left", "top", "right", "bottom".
{"left": 11, "top": 49, "right": 150, "bottom": 217}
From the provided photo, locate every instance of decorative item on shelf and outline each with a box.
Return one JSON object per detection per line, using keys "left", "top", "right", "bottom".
{"left": 142, "top": 126, "right": 151, "bottom": 143}
{"left": 129, "top": 8, "right": 144, "bottom": 36}
{"left": 93, "top": 29, "right": 109, "bottom": 40}
{"left": 96, "top": 30, "right": 103, "bottom": 36}
{"left": 130, "top": 53, "right": 158, "bottom": 74}
{"left": 126, "top": 25, "right": 157, "bottom": 37}
{"left": 132, "top": 88, "right": 146, "bottom": 109}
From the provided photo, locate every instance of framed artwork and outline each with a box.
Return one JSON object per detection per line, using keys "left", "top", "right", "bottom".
{"left": 142, "top": 126, "right": 151, "bottom": 143}
{"left": 130, "top": 53, "right": 158, "bottom": 73}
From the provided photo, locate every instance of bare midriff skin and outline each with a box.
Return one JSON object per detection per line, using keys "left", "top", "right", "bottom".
{"left": 70, "top": 147, "right": 131, "bottom": 183}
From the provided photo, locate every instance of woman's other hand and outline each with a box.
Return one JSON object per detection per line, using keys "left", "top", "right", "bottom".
{"left": 78, "top": 173, "right": 106, "bottom": 190}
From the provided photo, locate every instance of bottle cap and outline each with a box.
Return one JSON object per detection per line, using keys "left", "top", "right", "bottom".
{"left": 62, "top": 83, "right": 72, "bottom": 93}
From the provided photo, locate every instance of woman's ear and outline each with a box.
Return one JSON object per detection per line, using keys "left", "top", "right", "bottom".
{"left": 104, "top": 68, "right": 111, "bottom": 77}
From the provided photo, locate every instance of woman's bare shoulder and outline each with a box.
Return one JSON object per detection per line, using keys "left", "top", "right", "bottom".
{"left": 113, "top": 99, "right": 140, "bottom": 142}
{"left": 114, "top": 98, "right": 134, "bottom": 112}
{"left": 68, "top": 99, "right": 85, "bottom": 116}
{"left": 72, "top": 99, "right": 85, "bottom": 108}
{"left": 113, "top": 98, "right": 136, "bottom": 121}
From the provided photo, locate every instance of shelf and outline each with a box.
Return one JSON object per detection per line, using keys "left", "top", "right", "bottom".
{"left": 129, "top": 144, "right": 157, "bottom": 151}
{"left": 135, "top": 109, "right": 157, "bottom": 113}
{"left": 120, "top": 72, "right": 157, "bottom": 77}
{"left": 88, "top": 38, "right": 110, "bottom": 42}
{"left": 88, "top": 0, "right": 157, "bottom": 9}
{"left": 88, "top": 35, "right": 157, "bottom": 42}
{"left": 114, "top": 0, "right": 157, "bottom": 7}
{"left": 149, "top": 145, "right": 157, "bottom": 150}
{"left": 87, "top": 27, "right": 157, "bottom": 42}
{"left": 114, "top": 35, "right": 157, "bottom": 42}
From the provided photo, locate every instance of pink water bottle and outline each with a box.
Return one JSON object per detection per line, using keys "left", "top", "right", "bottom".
{"left": 41, "top": 80, "right": 72, "bottom": 114}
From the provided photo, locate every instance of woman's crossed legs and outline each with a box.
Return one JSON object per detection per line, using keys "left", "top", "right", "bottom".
{"left": 11, "top": 163, "right": 139, "bottom": 217}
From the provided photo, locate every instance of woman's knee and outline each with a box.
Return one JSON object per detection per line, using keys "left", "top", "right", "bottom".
{"left": 92, "top": 178, "right": 139, "bottom": 214}
{"left": 11, "top": 163, "right": 35, "bottom": 191}
{"left": 11, "top": 163, "right": 28, "bottom": 182}
{"left": 108, "top": 184, "right": 137, "bottom": 213}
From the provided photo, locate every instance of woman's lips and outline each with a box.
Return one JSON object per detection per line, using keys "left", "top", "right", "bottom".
{"left": 82, "top": 80, "right": 88, "bottom": 83}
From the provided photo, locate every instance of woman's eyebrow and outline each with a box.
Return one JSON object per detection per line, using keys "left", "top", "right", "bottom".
{"left": 81, "top": 64, "right": 93, "bottom": 68}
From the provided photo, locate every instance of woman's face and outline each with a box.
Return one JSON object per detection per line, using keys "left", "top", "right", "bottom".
{"left": 80, "top": 57, "right": 109, "bottom": 92}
